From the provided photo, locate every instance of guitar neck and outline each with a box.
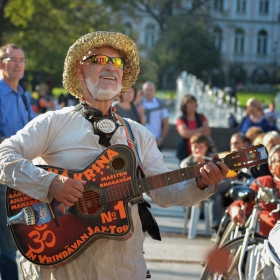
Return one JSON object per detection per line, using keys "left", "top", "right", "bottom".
{"left": 100, "top": 163, "right": 205, "bottom": 205}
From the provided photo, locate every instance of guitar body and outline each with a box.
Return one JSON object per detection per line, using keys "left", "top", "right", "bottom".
{"left": 5, "top": 143, "right": 268, "bottom": 268}
{"left": 6, "top": 144, "right": 141, "bottom": 268}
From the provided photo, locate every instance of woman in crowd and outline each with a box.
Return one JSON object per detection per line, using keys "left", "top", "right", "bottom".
{"left": 114, "top": 86, "right": 145, "bottom": 125}
{"left": 239, "top": 97, "right": 276, "bottom": 135}
{"left": 176, "top": 94, "right": 212, "bottom": 161}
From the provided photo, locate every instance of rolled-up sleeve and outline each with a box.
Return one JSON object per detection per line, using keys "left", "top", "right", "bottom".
{"left": 0, "top": 115, "right": 59, "bottom": 202}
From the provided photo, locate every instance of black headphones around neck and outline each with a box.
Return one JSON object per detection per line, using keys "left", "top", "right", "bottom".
{"left": 79, "top": 102, "right": 119, "bottom": 135}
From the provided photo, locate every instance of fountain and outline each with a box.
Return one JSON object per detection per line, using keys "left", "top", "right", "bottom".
{"left": 174, "top": 71, "right": 245, "bottom": 127}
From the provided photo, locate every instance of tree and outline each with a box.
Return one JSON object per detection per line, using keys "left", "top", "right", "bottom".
{"left": 0, "top": 0, "right": 13, "bottom": 46}
{"left": 103, "top": 0, "right": 219, "bottom": 88}
{"left": 1, "top": 0, "right": 218, "bottom": 89}
{"left": 153, "top": 16, "right": 221, "bottom": 83}
{"left": 1, "top": 0, "right": 125, "bottom": 86}
{"left": 103, "top": 0, "right": 213, "bottom": 33}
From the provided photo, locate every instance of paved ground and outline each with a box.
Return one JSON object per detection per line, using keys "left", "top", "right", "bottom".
{"left": 143, "top": 194, "right": 214, "bottom": 280}
{"left": 143, "top": 149, "right": 215, "bottom": 280}
{"left": 9, "top": 149, "right": 215, "bottom": 280}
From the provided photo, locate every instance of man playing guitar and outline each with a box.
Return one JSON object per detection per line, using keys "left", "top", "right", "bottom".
{"left": 0, "top": 31, "right": 229, "bottom": 280}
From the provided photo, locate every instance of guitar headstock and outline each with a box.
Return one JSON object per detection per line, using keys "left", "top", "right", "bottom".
{"left": 222, "top": 144, "right": 268, "bottom": 171}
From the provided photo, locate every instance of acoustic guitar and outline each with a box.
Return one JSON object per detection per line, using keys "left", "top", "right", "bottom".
{"left": 6, "top": 144, "right": 267, "bottom": 268}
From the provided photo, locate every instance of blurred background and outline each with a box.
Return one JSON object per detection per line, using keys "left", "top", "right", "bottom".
{"left": 1, "top": 0, "right": 279, "bottom": 126}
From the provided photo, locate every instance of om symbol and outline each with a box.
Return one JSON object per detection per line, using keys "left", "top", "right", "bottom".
{"left": 27, "top": 224, "right": 56, "bottom": 254}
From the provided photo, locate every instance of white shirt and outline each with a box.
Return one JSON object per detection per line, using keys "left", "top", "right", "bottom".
{"left": 0, "top": 106, "right": 216, "bottom": 280}
{"left": 142, "top": 97, "right": 169, "bottom": 139}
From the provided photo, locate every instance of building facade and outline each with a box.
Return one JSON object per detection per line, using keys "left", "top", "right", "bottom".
{"left": 211, "top": 0, "right": 280, "bottom": 88}
{"left": 121, "top": 0, "right": 280, "bottom": 89}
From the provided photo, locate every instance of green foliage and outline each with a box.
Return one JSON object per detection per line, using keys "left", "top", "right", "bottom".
{"left": 135, "top": 57, "right": 159, "bottom": 89}
{"left": 152, "top": 17, "right": 221, "bottom": 79}
{"left": 2, "top": 0, "right": 216, "bottom": 89}
{"left": 236, "top": 92, "right": 277, "bottom": 108}
{"left": 2, "top": 0, "right": 124, "bottom": 85}
{"left": 4, "top": 0, "right": 35, "bottom": 28}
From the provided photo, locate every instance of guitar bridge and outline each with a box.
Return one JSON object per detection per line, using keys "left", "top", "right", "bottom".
{"left": 8, "top": 206, "right": 35, "bottom": 225}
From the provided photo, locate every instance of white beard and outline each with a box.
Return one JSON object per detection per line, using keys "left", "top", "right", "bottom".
{"left": 85, "top": 76, "right": 121, "bottom": 101}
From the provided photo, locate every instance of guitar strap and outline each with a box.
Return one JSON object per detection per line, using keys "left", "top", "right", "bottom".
{"left": 76, "top": 103, "right": 161, "bottom": 240}
{"left": 118, "top": 116, "right": 161, "bottom": 241}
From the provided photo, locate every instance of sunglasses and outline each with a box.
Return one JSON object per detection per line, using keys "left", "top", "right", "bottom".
{"left": 82, "top": 54, "right": 124, "bottom": 68}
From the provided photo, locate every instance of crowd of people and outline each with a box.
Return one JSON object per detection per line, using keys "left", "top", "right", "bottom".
{"left": 0, "top": 30, "right": 280, "bottom": 280}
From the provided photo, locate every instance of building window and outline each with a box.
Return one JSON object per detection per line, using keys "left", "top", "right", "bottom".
{"left": 234, "top": 29, "right": 245, "bottom": 53}
{"left": 213, "top": 26, "right": 223, "bottom": 50}
{"left": 252, "top": 67, "right": 269, "bottom": 83}
{"left": 257, "top": 30, "right": 267, "bottom": 55}
{"left": 214, "top": 0, "right": 224, "bottom": 11}
{"left": 145, "top": 24, "right": 156, "bottom": 48}
{"left": 237, "top": 0, "right": 246, "bottom": 13}
{"left": 259, "top": 0, "right": 269, "bottom": 14}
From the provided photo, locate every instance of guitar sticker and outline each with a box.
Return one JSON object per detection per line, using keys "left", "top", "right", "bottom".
{"left": 32, "top": 203, "right": 51, "bottom": 225}
{"left": 257, "top": 147, "right": 268, "bottom": 160}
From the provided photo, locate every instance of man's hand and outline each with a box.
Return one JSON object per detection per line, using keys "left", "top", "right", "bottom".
{"left": 230, "top": 206, "right": 246, "bottom": 226}
{"left": 196, "top": 153, "right": 229, "bottom": 189}
{"left": 49, "top": 175, "right": 86, "bottom": 207}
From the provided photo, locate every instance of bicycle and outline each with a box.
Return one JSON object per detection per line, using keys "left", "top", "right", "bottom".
{"left": 210, "top": 175, "right": 254, "bottom": 249}
{"left": 200, "top": 178, "right": 280, "bottom": 280}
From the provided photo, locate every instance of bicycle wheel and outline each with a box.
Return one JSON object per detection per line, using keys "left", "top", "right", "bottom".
{"left": 213, "top": 213, "right": 250, "bottom": 248}
{"left": 200, "top": 235, "right": 266, "bottom": 280}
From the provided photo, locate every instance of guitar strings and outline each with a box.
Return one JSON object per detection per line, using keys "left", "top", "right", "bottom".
{"left": 69, "top": 157, "right": 244, "bottom": 209}
{"left": 62, "top": 150, "right": 264, "bottom": 214}
{"left": 81, "top": 159, "right": 239, "bottom": 205}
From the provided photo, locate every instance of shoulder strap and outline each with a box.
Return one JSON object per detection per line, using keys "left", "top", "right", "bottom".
{"left": 144, "top": 98, "right": 166, "bottom": 123}
{"left": 179, "top": 115, "right": 187, "bottom": 124}
{"left": 195, "top": 112, "right": 203, "bottom": 128}
{"left": 21, "top": 94, "right": 31, "bottom": 122}
{"left": 179, "top": 114, "right": 202, "bottom": 128}
{"left": 155, "top": 97, "right": 166, "bottom": 109}
{"left": 117, "top": 115, "right": 144, "bottom": 172}
{"left": 118, "top": 116, "right": 161, "bottom": 240}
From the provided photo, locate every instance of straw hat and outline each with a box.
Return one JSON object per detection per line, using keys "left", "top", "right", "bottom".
{"left": 63, "top": 31, "right": 140, "bottom": 99}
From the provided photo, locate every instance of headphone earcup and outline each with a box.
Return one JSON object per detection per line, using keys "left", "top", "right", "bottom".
{"left": 93, "top": 121, "right": 101, "bottom": 134}
{"left": 93, "top": 118, "right": 118, "bottom": 135}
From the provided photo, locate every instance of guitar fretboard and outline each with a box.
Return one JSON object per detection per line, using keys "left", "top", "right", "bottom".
{"left": 99, "top": 164, "right": 204, "bottom": 204}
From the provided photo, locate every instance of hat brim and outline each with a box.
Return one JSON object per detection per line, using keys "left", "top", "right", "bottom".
{"left": 63, "top": 31, "right": 140, "bottom": 99}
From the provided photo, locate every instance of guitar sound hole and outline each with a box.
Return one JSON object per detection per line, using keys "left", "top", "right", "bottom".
{"left": 111, "top": 157, "right": 125, "bottom": 171}
{"left": 76, "top": 190, "right": 101, "bottom": 216}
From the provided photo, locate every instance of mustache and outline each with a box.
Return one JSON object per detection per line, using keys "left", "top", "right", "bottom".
{"left": 98, "top": 71, "right": 119, "bottom": 82}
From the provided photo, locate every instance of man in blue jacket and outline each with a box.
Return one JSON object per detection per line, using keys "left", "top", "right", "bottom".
{"left": 0, "top": 43, "right": 35, "bottom": 280}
